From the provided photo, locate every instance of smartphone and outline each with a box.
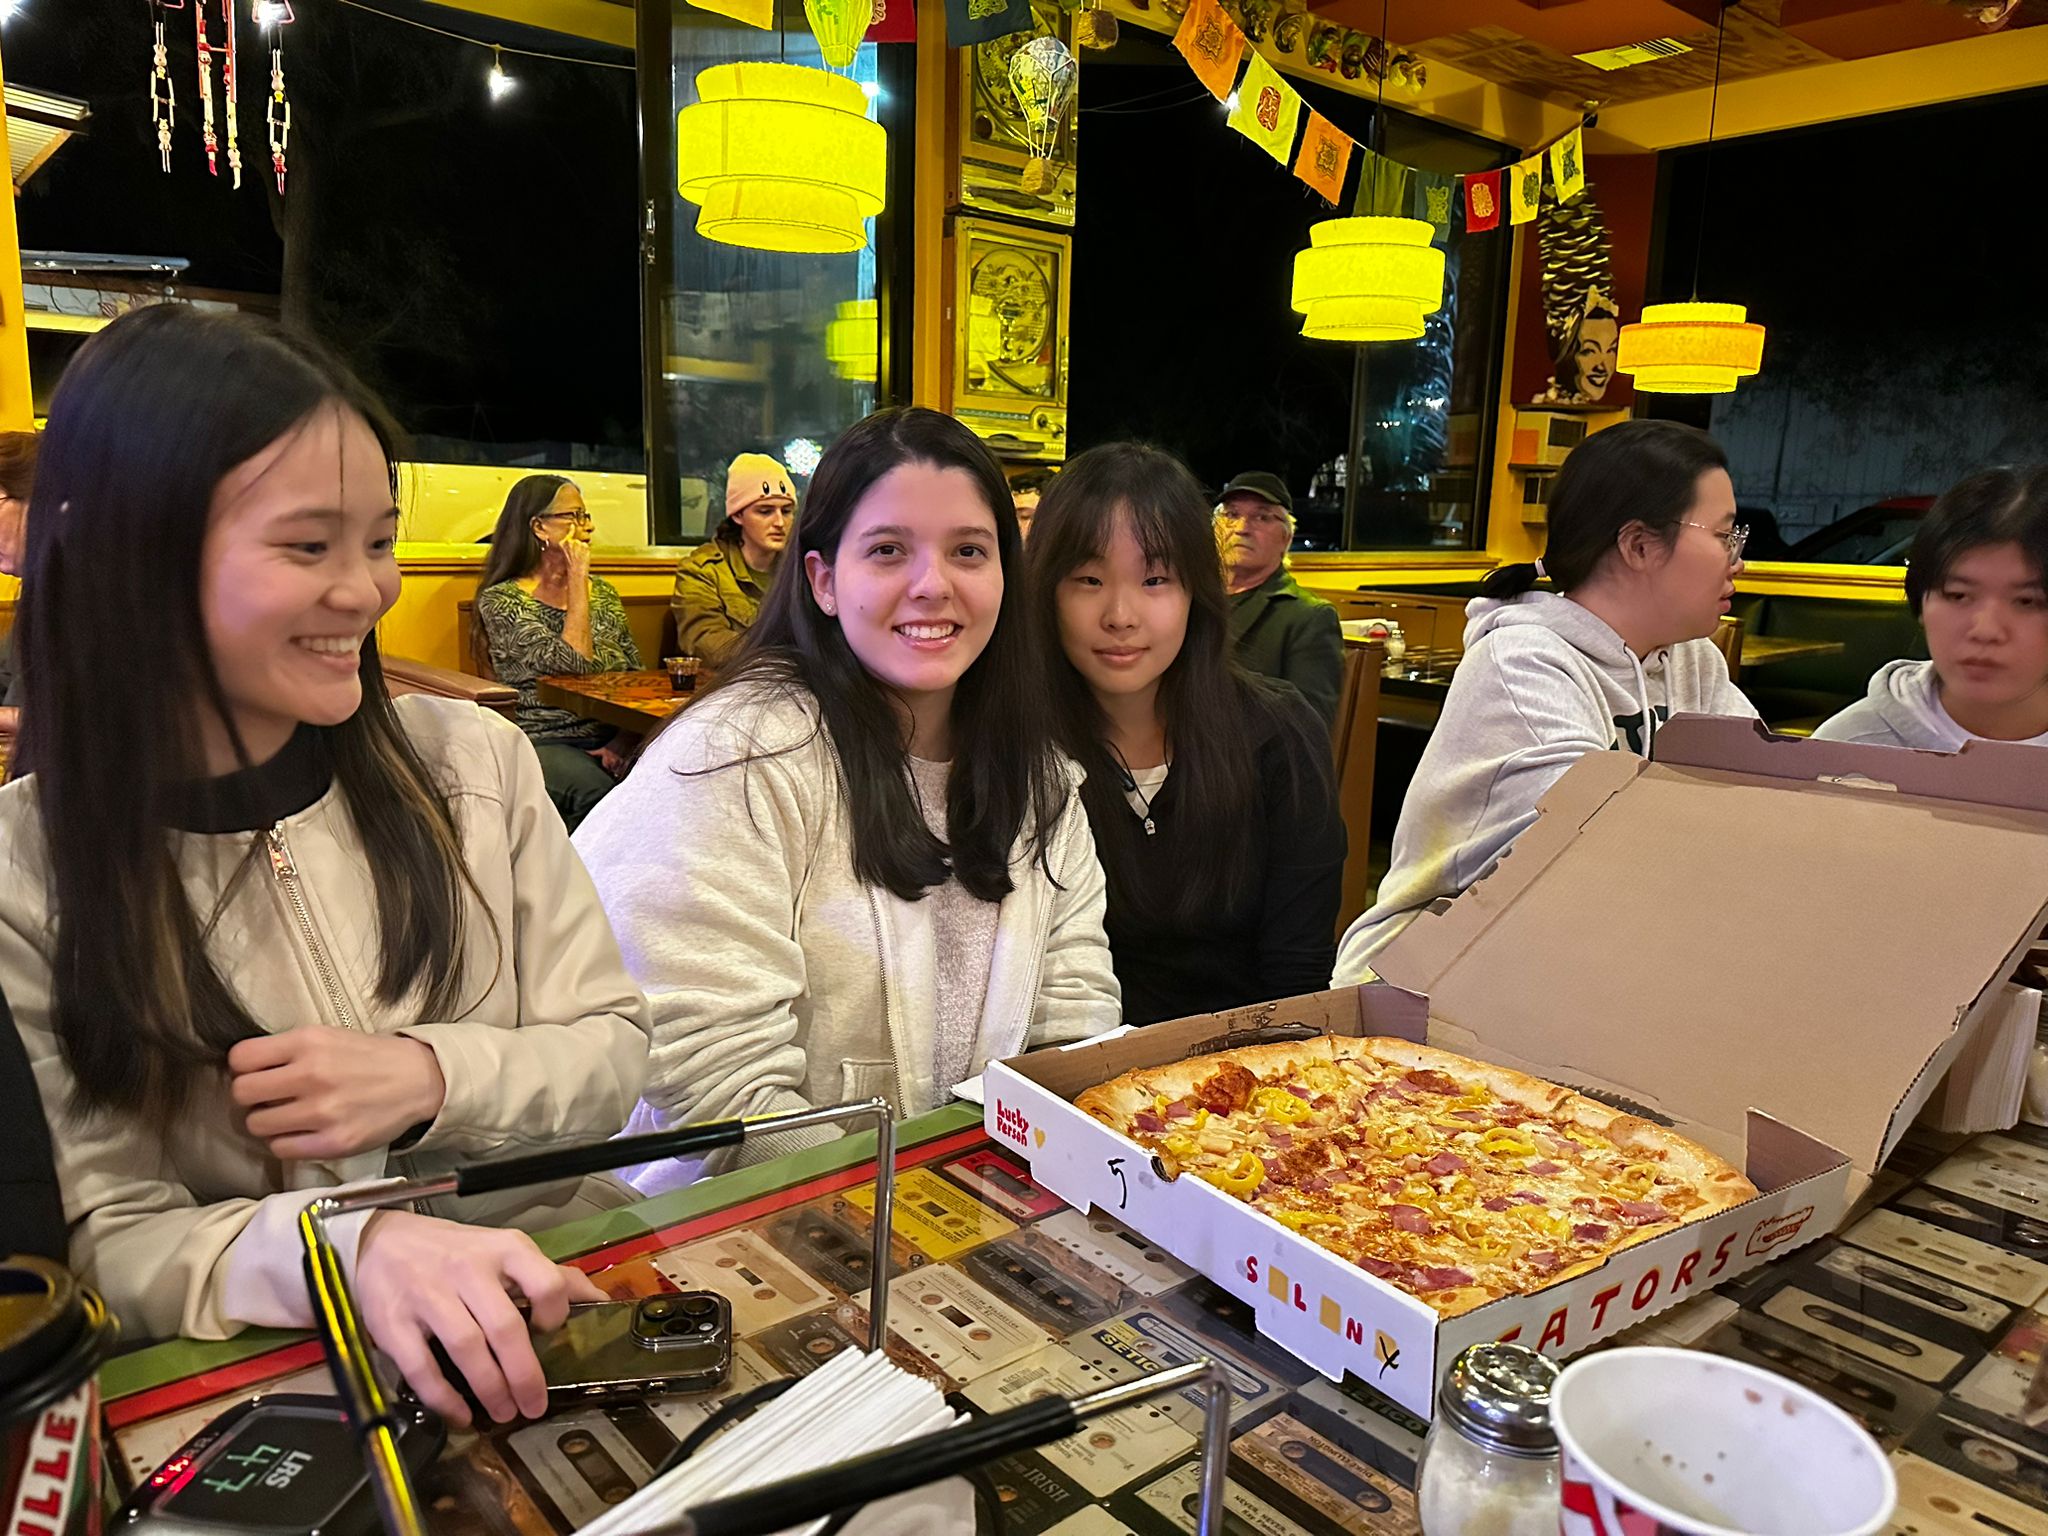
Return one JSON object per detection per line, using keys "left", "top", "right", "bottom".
{"left": 534, "top": 1293, "right": 734, "bottom": 1409}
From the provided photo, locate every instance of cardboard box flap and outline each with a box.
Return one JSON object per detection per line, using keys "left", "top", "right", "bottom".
{"left": 1375, "top": 717, "right": 2048, "bottom": 1179}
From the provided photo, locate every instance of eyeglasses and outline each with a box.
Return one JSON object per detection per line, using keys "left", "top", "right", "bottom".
{"left": 1679, "top": 520, "right": 1749, "bottom": 564}
{"left": 539, "top": 510, "right": 594, "bottom": 530}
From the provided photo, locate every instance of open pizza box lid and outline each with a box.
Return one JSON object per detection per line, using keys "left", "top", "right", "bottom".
{"left": 1371, "top": 714, "right": 2048, "bottom": 1189}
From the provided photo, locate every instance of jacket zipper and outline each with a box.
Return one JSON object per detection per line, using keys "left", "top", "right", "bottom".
{"left": 264, "top": 826, "right": 363, "bottom": 1031}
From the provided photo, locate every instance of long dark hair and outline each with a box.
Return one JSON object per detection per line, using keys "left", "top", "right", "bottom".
{"left": 1482, "top": 420, "right": 1728, "bottom": 598}
{"left": 705, "top": 407, "right": 1066, "bottom": 902}
{"left": 473, "top": 473, "right": 572, "bottom": 667}
{"left": 1027, "top": 442, "right": 1325, "bottom": 924}
{"left": 14, "top": 306, "right": 487, "bottom": 1119}
{"left": 1904, "top": 465, "right": 2048, "bottom": 617}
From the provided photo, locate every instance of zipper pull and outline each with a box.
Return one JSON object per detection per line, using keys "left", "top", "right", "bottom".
{"left": 1143, "top": 817, "right": 1156, "bottom": 837}
{"left": 265, "top": 826, "right": 295, "bottom": 878}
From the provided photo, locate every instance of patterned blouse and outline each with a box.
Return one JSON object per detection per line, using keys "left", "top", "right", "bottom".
{"left": 476, "top": 578, "right": 642, "bottom": 744}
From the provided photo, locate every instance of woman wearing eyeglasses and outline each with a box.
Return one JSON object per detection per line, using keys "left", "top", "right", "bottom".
{"left": 1335, "top": 420, "right": 1757, "bottom": 981}
{"left": 671, "top": 453, "right": 797, "bottom": 668}
{"left": 475, "top": 475, "right": 641, "bottom": 829}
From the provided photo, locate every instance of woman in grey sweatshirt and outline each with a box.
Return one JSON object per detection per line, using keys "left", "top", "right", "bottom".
{"left": 1814, "top": 466, "right": 2048, "bottom": 753}
{"left": 1336, "top": 421, "right": 1759, "bottom": 981}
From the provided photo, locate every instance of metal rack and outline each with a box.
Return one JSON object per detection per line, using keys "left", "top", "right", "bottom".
{"left": 297, "top": 1097, "right": 1230, "bottom": 1536}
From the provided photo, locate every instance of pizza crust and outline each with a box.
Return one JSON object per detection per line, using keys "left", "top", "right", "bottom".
{"left": 1075, "top": 1038, "right": 1337, "bottom": 1126}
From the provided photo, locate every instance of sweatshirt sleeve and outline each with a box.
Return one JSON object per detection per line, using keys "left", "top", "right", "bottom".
{"left": 1255, "top": 706, "right": 1345, "bottom": 998}
{"left": 572, "top": 703, "right": 833, "bottom": 1166}
{"left": 1335, "top": 640, "right": 1612, "bottom": 982}
{"left": 396, "top": 711, "right": 652, "bottom": 1158}
{"left": 1028, "top": 796, "right": 1123, "bottom": 1047}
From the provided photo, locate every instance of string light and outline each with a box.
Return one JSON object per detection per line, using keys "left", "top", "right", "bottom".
{"left": 784, "top": 438, "right": 824, "bottom": 477}
{"left": 488, "top": 44, "right": 515, "bottom": 100}
{"left": 0, "top": 1, "right": 23, "bottom": 26}
{"left": 253, "top": 0, "right": 290, "bottom": 25}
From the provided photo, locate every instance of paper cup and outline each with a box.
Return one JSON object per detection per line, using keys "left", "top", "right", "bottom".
{"left": 1, "top": 1257, "right": 119, "bottom": 1536}
{"left": 1552, "top": 1347, "right": 1894, "bottom": 1536}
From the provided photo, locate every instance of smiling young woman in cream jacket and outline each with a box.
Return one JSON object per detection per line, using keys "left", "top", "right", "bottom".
{"left": 576, "top": 409, "right": 1120, "bottom": 1186}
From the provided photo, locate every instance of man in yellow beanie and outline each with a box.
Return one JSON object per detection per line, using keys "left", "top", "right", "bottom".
{"left": 671, "top": 452, "right": 796, "bottom": 665}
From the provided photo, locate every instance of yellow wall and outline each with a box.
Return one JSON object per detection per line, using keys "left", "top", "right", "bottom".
{"left": 0, "top": 42, "right": 36, "bottom": 432}
{"left": 380, "top": 546, "right": 685, "bottom": 671}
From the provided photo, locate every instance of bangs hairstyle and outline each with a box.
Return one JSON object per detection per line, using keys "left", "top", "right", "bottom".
{"left": 701, "top": 406, "right": 1067, "bottom": 902}
{"left": 1483, "top": 420, "right": 1727, "bottom": 598}
{"left": 14, "top": 305, "right": 491, "bottom": 1119}
{"left": 1027, "top": 442, "right": 1326, "bottom": 924}
{"left": 1904, "top": 466, "right": 2048, "bottom": 618}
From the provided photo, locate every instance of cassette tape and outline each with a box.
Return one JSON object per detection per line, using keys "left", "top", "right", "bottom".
{"left": 1843, "top": 1207, "right": 2048, "bottom": 1306}
{"left": 1603, "top": 1292, "right": 1739, "bottom": 1352}
{"left": 1288, "top": 1380, "right": 1427, "bottom": 1482}
{"left": 853, "top": 1264, "right": 1056, "bottom": 1381}
{"left": 1120, "top": 1458, "right": 1318, "bottom": 1536}
{"left": 1036, "top": 1210, "right": 1198, "bottom": 1297}
{"left": 426, "top": 1434, "right": 560, "bottom": 1536}
{"left": 1700, "top": 1311, "right": 1941, "bottom": 1449}
{"left": 841, "top": 1167, "right": 1017, "bottom": 1261}
{"left": 1760, "top": 1285, "right": 1968, "bottom": 1385}
{"left": 1043, "top": 1511, "right": 1144, "bottom": 1536}
{"left": 1897, "top": 1182, "right": 2048, "bottom": 1255}
{"left": 1232, "top": 1412, "right": 1420, "bottom": 1536}
{"left": 646, "top": 1341, "right": 781, "bottom": 1442}
{"left": 967, "top": 1345, "right": 1193, "bottom": 1497}
{"left": 1888, "top": 1127, "right": 1972, "bottom": 1181}
{"left": 652, "top": 1229, "right": 833, "bottom": 1335}
{"left": 1159, "top": 1281, "right": 1317, "bottom": 1389}
{"left": 1815, "top": 1242, "right": 2015, "bottom": 1337}
{"left": 964, "top": 1227, "right": 1135, "bottom": 1333}
{"left": 1890, "top": 1449, "right": 2048, "bottom": 1536}
{"left": 743, "top": 1306, "right": 953, "bottom": 1394}
{"left": 976, "top": 1450, "right": 1095, "bottom": 1536}
{"left": 1906, "top": 1405, "right": 2048, "bottom": 1510}
{"left": 494, "top": 1401, "right": 677, "bottom": 1531}
{"left": 1928, "top": 1139, "right": 2048, "bottom": 1223}
{"left": 1074, "top": 1306, "right": 1298, "bottom": 1430}
{"left": 763, "top": 1204, "right": 917, "bottom": 1295}
{"left": 941, "top": 1146, "right": 1067, "bottom": 1223}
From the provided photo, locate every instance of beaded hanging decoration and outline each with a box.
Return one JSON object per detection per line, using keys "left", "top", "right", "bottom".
{"left": 150, "top": 4, "right": 178, "bottom": 173}
{"left": 222, "top": 0, "right": 243, "bottom": 187}
{"left": 268, "top": 40, "right": 292, "bottom": 194}
{"left": 195, "top": 0, "right": 219, "bottom": 174}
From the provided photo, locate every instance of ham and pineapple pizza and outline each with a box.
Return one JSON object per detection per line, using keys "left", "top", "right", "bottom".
{"left": 1075, "top": 1036, "right": 1757, "bottom": 1318}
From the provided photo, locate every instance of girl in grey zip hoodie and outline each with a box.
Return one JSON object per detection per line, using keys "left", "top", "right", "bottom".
{"left": 1336, "top": 421, "right": 1758, "bottom": 981}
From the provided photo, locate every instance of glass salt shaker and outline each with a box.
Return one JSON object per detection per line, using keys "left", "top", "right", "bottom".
{"left": 1416, "top": 1343, "right": 1561, "bottom": 1536}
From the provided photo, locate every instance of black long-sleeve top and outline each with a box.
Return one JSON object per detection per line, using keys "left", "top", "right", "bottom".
{"left": 1087, "top": 691, "right": 1347, "bottom": 1027}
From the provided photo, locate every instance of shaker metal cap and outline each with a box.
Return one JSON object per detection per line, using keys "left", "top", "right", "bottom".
{"left": 1438, "top": 1342, "right": 1560, "bottom": 1456}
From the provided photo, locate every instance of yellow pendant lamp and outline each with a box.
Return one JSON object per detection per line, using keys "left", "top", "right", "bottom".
{"left": 826, "top": 298, "right": 878, "bottom": 381}
{"left": 677, "top": 62, "right": 885, "bottom": 255}
{"left": 1617, "top": 301, "right": 1763, "bottom": 394}
{"left": 1616, "top": 5, "right": 1765, "bottom": 395}
{"left": 1291, "top": 216, "right": 1446, "bottom": 342}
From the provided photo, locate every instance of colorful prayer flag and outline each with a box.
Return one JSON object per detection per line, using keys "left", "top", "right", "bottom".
{"left": 866, "top": 0, "right": 917, "bottom": 44}
{"left": 692, "top": 0, "right": 773, "bottom": 28}
{"left": 1464, "top": 168, "right": 1503, "bottom": 233}
{"left": 1509, "top": 152, "right": 1543, "bottom": 224}
{"left": 945, "top": 0, "right": 1030, "bottom": 48}
{"left": 1548, "top": 125, "right": 1585, "bottom": 204}
{"left": 1410, "top": 166, "right": 1457, "bottom": 243}
{"left": 1226, "top": 52, "right": 1301, "bottom": 165}
{"left": 1292, "top": 111, "right": 1353, "bottom": 205}
{"left": 1173, "top": 0, "right": 1246, "bottom": 103}
{"left": 1353, "top": 147, "right": 1409, "bottom": 218}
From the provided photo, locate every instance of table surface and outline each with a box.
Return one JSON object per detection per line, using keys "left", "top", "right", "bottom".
{"left": 1348, "top": 632, "right": 1852, "bottom": 699}
{"left": 1739, "top": 633, "right": 1851, "bottom": 667}
{"left": 537, "top": 670, "right": 695, "bottom": 736}
{"left": 99, "top": 1107, "right": 2048, "bottom": 1534}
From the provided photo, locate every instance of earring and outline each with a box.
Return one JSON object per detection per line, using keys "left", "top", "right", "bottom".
{"left": 820, "top": 597, "right": 837, "bottom": 616}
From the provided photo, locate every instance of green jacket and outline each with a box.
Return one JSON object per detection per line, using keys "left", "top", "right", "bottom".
{"left": 671, "top": 537, "right": 772, "bottom": 666}
{"left": 1228, "top": 567, "right": 1344, "bottom": 729}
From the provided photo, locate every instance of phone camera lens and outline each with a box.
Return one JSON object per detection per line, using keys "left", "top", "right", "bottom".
{"left": 679, "top": 1295, "right": 718, "bottom": 1320}
{"left": 640, "top": 1298, "right": 677, "bottom": 1322}
{"left": 665, "top": 1319, "right": 698, "bottom": 1337}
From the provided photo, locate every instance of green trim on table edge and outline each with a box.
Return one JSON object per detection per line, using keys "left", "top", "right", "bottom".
{"left": 98, "top": 1100, "right": 988, "bottom": 1404}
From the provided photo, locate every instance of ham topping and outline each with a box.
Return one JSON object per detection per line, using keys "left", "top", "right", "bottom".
{"left": 1382, "top": 1204, "right": 1433, "bottom": 1234}
{"left": 1573, "top": 1223, "right": 1610, "bottom": 1243}
{"left": 1528, "top": 1160, "right": 1565, "bottom": 1176}
{"left": 1134, "top": 1111, "right": 1165, "bottom": 1133}
{"left": 1617, "top": 1200, "right": 1670, "bottom": 1225}
{"left": 1414, "top": 1266, "right": 1475, "bottom": 1291}
{"left": 1164, "top": 1099, "right": 1195, "bottom": 1120}
{"left": 1528, "top": 1250, "right": 1562, "bottom": 1275}
{"left": 1425, "top": 1152, "right": 1468, "bottom": 1176}
{"left": 1482, "top": 1196, "right": 1513, "bottom": 1212}
{"left": 1404, "top": 1068, "right": 1463, "bottom": 1095}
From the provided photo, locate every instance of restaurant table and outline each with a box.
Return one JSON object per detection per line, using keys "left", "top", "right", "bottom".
{"left": 536, "top": 670, "right": 693, "bottom": 736}
{"left": 96, "top": 1108, "right": 2048, "bottom": 1534}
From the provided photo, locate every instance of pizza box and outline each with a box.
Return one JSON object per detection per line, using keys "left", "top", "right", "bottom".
{"left": 982, "top": 716, "right": 2048, "bottom": 1418}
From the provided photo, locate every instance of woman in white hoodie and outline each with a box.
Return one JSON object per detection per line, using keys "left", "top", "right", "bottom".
{"left": 1814, "top": 466, "right": 2048, "bottom": 752}
{"left": 0, "top": 308, "right": 652, "bottom": 1430}
{"left": 1336, "top": 421, "right": 1758, "bottom": 980}
{"left": 576, "top": 408, "right": 1120, "bottom": 1185}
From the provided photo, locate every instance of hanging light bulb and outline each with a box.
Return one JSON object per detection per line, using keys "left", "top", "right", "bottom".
{"left": 677, "top": 62, "right": 886, "bottom": 255}
{"left": 826, "top": 299, "right": 878, "bottom": 381}
{"left": 0, "top": 1, "right": 23, "bottom": 25}
{"left": 1617, "top": 3, "right": 1765, "bottom": 395}
{"left": 1291, "top": 216, "right": 1445, "bottom": 342}
{"left": 488, "top": 45, "right": 515, "bottom": 100}
{"left": 252, "top": 0, "right": 292, "bottom": 26}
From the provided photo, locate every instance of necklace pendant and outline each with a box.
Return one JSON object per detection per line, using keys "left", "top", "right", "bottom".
{"left": 1143, "top": 817, "right": 1156, "bottom": 837}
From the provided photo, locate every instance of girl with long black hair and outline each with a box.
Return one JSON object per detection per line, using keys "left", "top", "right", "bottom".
{"left": 1027, "top": 443, "right": 1344, "bottom": 1025}
{"left": 0, "top": 307, "right": 651, "bottom": 1428}
{"left": 575, "top": 407, "right": 1119, "bottom": 1183}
